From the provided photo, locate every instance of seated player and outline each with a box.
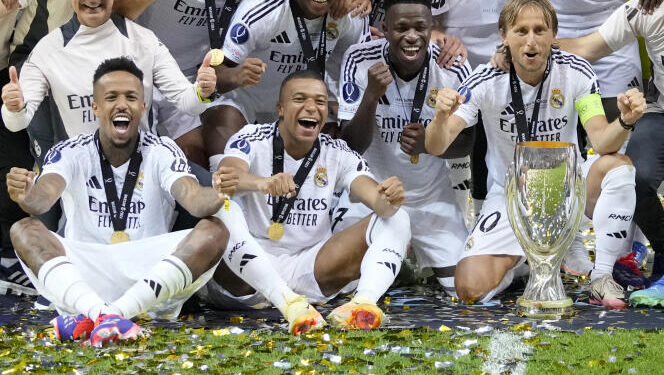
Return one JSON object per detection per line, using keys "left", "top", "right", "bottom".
{"left": 7, "top": 58, "right": 229, "bottom": 346}
{"left": 424, "top": 0, "right": 646, "bottom": 308}
{"left": 203, "top": 70, "right": 411, "bottom": 334}
{"left": 335, "top": 0, "right": 472, "bottom": 295}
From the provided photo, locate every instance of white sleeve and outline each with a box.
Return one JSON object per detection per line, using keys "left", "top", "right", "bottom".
{"left": 337, "top": 46, "right": 368, "bottom": 120}
{"left": 223, "top": 128, "right": 257, "bottom": 167}
{"left": 453, "top": 69, "right": 484, "bottom": 128}
{"left": 221, "top": 0, "right": 276, "bottom": 65}
{"left": 155, "top": 137, "right": 197, "bottom": 198}
{"left": 150, "top": 33, "right": 208, "bottom": 116}
{"left": 431, "top": 0, "right": 450, "bottom": 16}
{"left": 326, "top": 16, "right": 371, "bottom": 101}
{"left": 335, "top": 140, "right": 374, "bottom": 191}
{"left": 598, "top": 1, "right": 640, "bottom": 52}
{"left": 3, "top": 47, "right": 50, "bottom": 132}
{"left": 39, "top": 141, "right": 78, "bottom": 187}
{"left": 574, "top": 62, "right": 601, "bottom": 103}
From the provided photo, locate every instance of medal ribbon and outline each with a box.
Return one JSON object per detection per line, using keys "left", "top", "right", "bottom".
{"left": 95, "top": 130, "right": 143, "bottom": 233}
{"left": 369, "top": 0, "right": 383, "bottom": 26}
{"left": 270, "top": 122, "right": 321, "bottom": 225}
{"left": 205, "top": 0, "right": 241, "bottom": 49}
{"left": 290, "top": 0, "right": 327, "bottom": 75}
{"left": 384, "top": 46, "right": 430, "bottom": 125}
{"left": 509, "top": 53, "right": 551, "bottom": 143}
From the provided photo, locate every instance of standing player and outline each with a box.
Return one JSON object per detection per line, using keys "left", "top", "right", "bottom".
{"left": 554, "top": 0, "right": 664, "bottom": 306}
{"left": 205, "top": 0, "right": 372, "bottom": 170}
{"left": 424, "top": 0, "right": 646, "bottom": 308}
{"left": 203, "top": 70, "right": 411, "bottom": 334}
{"left": 335, "top": 0, "right": 472, "bottom": 295}
{"left": 7, "top": 58, "right": 229, "bottom": 346}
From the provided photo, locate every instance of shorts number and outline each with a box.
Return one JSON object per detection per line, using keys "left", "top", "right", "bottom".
{"left": 331, "top": 207, "right": 348, "bottom": 232}
{"left": 472, "top": 211, "right": 501, "bottom": 234}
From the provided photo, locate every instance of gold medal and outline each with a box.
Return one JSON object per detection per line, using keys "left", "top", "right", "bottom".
{"left": 110, "top": 231, "right": 130, "bottom": 244}
{"left": 410, "top": 154, "right": 419, "bottom": 164}
{"left": 209, "top": 49, "right": 225, "bottom": 66}
{"left": 267, "top": 222, "right": 284, "bottom": 241}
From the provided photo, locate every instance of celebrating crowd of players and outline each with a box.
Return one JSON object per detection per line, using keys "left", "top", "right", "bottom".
{"left": 0, "top": 0, "right": 663, "bottom": 345}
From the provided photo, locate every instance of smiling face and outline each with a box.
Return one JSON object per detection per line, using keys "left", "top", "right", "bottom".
{"left": 294, "top": 0, "right": 330, "bottom": 19}
{"left": 500, "top": 3, "right": 556, "bottom": 84}
{"left": 277, "top": 77, "right": 328, "bottom": 147}
{"left": 71, "top": 0, "right": 113, "bottom": 27}
{"left": 384, "top": 3, "right": 432, "bottom": 79}
{"left": 92, "top": 70, "right": 145, "bottom": 150}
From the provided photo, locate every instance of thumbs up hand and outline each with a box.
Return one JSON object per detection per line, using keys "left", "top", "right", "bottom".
{"left": 1, "top": 66, "right": 25, "bottom": 112}
{"left": 196, "top": 51, "right": 218, "bottom": 99}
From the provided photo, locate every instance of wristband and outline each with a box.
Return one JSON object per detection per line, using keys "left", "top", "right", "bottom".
{"left": 619, "top": 116, "right": 635, "bottom": 131}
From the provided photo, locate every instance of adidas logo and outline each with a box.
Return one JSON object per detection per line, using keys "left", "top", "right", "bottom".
{"left": 607, "top": 230, "right": 628, "bottom": 239}
{"left": 628, "top": 76, "right": 640, "bottom": 89}
{"left": 270, "top": 31, "right": 291, "bottom": 44}
{"left": 143, "top": 279, "right": 163, "bottom": 298}
{"left": 453, "top": 180, "right": 471, "bottom": 191}
{"left": 378, "top": 261, "right": 397, "bottom": 275}
{"left": 239, "top": 254, "right": 257, "bottom": 273}
{"left": 86, "top": 176, "right": 102, "bottom": 189}
{"left": 378, "top": 95, "right": 390, "bottom": 105}
{"left": 500, "top": 102, "right": 515, "bottom": 116}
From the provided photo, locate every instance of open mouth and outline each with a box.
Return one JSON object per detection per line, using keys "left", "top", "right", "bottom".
{"left": 298, "top": 117, "right": 319, "bottom": 129}
{"left": 112, "top": 113, "right": 131, "bottom": 135}
{"left": 401, "top": 46, "right": 421, "bottom": 60}
{"left": 312, "top": 0, "right": 327, "bottom": 3}
{"left": 81, "top": 1, "right": 102, "bottom": 11}
{"left": 525, "top": 52, "right": 538, "bottom": 59}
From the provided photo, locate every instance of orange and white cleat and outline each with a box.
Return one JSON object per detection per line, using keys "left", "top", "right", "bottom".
{"left": 283, "top": 294, "right": 326, "bottom": 336}
{"left": 327, "top": 296, "right": 385, "bottom": 330}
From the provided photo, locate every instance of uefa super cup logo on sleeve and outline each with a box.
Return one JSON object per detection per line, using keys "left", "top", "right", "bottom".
{"left": 505, "top": 141, "right": 585, "bottom": 319}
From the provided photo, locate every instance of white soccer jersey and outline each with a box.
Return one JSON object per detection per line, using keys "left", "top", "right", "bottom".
{"left": 599, "top": 0, "right": 664, "bottom": 112}
{"left": 221, "top": 0, "right": 370, "bottom": 120}
{"left": 338, "top": 39, "right": 471, "bottom": 207}
{"left": 224, "top": 122, "right": 373, "bottom": 255}
{"left": 1, "top": 15, "right": 207, "bottom": 137}
{"left": 39, "top": 131, "right": 195, "bottom": 243}
{"left": 455, "top": 50, "right": 599, "bottom": 191}
{"left": 369, "top": 0, "right": 449, "bottom": 27}
{"left": 136, "top": 0, "right": 227, "bottom": 78}
{"left": 553, "top": 0, "right": 625, "bottom": 30}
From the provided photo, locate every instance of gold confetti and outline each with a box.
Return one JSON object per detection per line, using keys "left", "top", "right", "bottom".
{"left": 300, "top": 358, "right": 310, "bottom": 366}
{"left": 230, "top": 316, "right": 244, "bottom": 324}
{"left": 114, "top": 353, "right": 127, "bottom": 361}
{"left": 181, "top": 361, "right": 194, "bottom": 369}
{"left": 244, "top": 350, "right": 252, "bottom": 357}
{"left": 510, "top": 323, "right": 532, "bottom": 332}
{"left": 212, "top": 328, "right": 230, "bottom": 336}
{"left": 384, "top": 296, "right": 391, "bottom": 304}
{"left": 438, "top": 325, "right": 451, "bottom": 332}
{"left": 403, "top": 305, "right": 410, "bottom": 310}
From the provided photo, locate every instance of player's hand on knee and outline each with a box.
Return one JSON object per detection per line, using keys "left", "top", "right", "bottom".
{"left": 434, "top": 88, "right": 463, "bottom": 122}
{"left": 378, "top": 176, "right": 405, "bottom": 207}
{"left": 400, "top": 122, "right": 425, "bottom": 155}
{"left": 6, "top": 167, "right": 34, "bottom": 204}
{"left": 435, "top": 33, "right": 468, "bottom": 69}
{"left": 617, "top": 88, "right": 647, "bottom": 126}
{"left": 639, "top": 0, "right": 662, "bottom": 14}
{"left": 213, "top": 166, "right": 239, "bottom": 198}
{"left": 196, "top": 51, "right": 219, "bottom": 98}
{"left": 1, "top": 66, "right": 24, "bottom": 112}
{"left": 236, "top": 58, "right": 267, "bottom": 88}
{"left": 260, "top": 172, "right": 296, "bottom": 198}
{"left": 367, "top": 62, "right": 392, "bottom": 101}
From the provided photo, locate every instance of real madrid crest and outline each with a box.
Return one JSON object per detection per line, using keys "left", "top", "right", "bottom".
{"left": 326, "top": 22, "right": 339, "bottom": 40}
{"left": 314, "top": 167, "right": 328, "bottom": 187}
{"left": 465, "top": 237, "right": 474, "bottom": 251}
{"left": 550, "top": 88, "right": 564, "bottom": 109}
{"left": 136, "top": 171, "right": 144, "bottom": 190}
{"left": 426, "top": 89, "right": 439, "bottom": 108}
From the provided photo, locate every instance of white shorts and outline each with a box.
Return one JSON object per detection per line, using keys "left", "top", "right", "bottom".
{"left": 461, "top": 157, "right": 595, "bottom": 260}
{"left": 153, "top": 88, "right": 202, "bottom": 140}
{"left": 21, "top": 230, "right": 214, "bottom": 319}
{"left": 216, "top": 89, "right": 278, "bottom": 125}
{"left": 331, "top": 192, "right": 467, "bottom": 269}
{"left": 200, "top": 237, "right": 352, "bottom": 309}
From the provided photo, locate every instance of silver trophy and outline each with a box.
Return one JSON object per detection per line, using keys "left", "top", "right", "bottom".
{"left": 505, "top": 141, "right": 585, "bottom": 319}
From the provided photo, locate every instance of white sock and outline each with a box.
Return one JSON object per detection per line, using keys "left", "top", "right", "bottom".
{"left": 38, "top": 256, "right": 110, "bottom": 319}
{"left": 209, "top": 154, "right": 224, "bottom": 172}
{"left": 591, "top": 165, "right": 636, "bottom": 280}
{"left": 447, "top": 157, "right": 472, "bottom": 216}
{"left": 215, "top": 200, "right": 296, "bottom": 315}
{"left": 355, "top": 209, "right": 411, "bottom": 303}
{"left": 110, "top": 255, "right": 192, "bottom": 319}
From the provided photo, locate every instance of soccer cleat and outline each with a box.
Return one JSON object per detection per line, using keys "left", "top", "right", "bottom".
{"left": 630, "top": 275, "right": 664, "bottom": 308}
{"left": 326, "top": 296, "right": 385, "bottom": 330}
{"left": 561, "top": 235, "right": 593, "bottom": 276}
{"left": 89, "top": 314, "right": 142, "bottom": 347}
{"left": 283, "top": 294, "right": 326, "bottom": 336}
{"left": 34, "top": 295, "right": 54, "bottom": 311}
{"left": 0, "top": 259, "right": 38, "bottom": 296}
{"left": 613, "top": 252, "right": 648, "bottom": 290}
{"left": 589, "top": 274, "right": 627, "bottom": 309}
{"left": 51, "top": 314, "right": 94, "bottom": 341}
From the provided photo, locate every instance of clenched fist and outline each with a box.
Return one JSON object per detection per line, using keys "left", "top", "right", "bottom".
{"left": 7, "top": 167, "right": 34, "bottom": 205}
{"left": 433, "top": 88, "right": 464, "bottom": 123}
{"left": 377, "top": 176, "right": 405, "bottom": 208}
{"left": 366, "top": 62, "right": 393, "bottom": 102}
{"left": 259, "top": 172, "right": 296, "bottom": 198}
{"left": 212, "top": 166, "right": 240, "bottom": 198}
{"left": 617, "top": 88, "right": 647, "bottom": 126}
{"left": 234, "top": 58, "right": 267, "bottom": 88}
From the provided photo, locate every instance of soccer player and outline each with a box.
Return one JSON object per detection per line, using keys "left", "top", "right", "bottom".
{"left": 0, "top": 0, "right": 218, "bottom": 166}
{"left": 7, "top": 57, "right": 229, "bottom": 346}
{"left": 335, "top": 0, "right": 472, "bottom": 295}
{"left": 424, "top": 0, "right": 646, "bottom": 308}
{"left": 553, "top": 0, "right": 664, "bottom": 306}
{"left": 205, "top": 0, "right": 372, "bottom": 170}
{"left": 203, "top": 70, "right": 411, "bottom": 335}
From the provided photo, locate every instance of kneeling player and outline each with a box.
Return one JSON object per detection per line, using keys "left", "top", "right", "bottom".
{"left": 7, "top": 58, "right": 229, "bottom": 346}
{"left": 205, "top": 70, "right": 411, "bottom": 334}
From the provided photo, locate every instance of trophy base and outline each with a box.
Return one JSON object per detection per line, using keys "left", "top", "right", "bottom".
{"left": 517, "top": 297, "right": 574, "bottom": 320}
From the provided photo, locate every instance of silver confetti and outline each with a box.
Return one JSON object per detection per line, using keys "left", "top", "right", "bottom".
{"left": 454, "top": 349, "right": 470, "bottom": 357}
{"left": 629, "top": 369, "right": 637, "bottom": 374}
{"left": 608, "top": 356, "right": 617, "bottom": 363}
{"left": 273, "top": 360, "right": 292, "bottom": 370}
{"left": 229, "top": 327, "right": 244, "bottom": 335}
{"left": 463, "top": 339, "right": 478, "bottom": 348}
{"left": 434, "top": 361, "right": 454, "bottom": 369}
{"left": 363, "top": 349, "right": 376, "bottom": 356}
{"left": 475, "top": 326, "right": 494, "bottom": 334}
{"left": 322, "top": 333, "right": 330, "bottom": 342}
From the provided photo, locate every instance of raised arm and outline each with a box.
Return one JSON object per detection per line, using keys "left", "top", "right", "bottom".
{"left": 170, "top": 176, "right": 225, "bottom": 218}
{"left": 349, "top": 175, "right": 405, "bottom": 218}
{"left": 7, "top": 168, "right": 64, "bottom": 215}
{"left": 424, "top": 88, "right": 468, "bottom": 156}
{"left": 558, "top": 31, "right": 613, "bottom": 64}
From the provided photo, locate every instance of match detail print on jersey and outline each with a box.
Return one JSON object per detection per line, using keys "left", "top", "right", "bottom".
{"left": 206, "top": 0, "right": 241, "bottom": 48}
